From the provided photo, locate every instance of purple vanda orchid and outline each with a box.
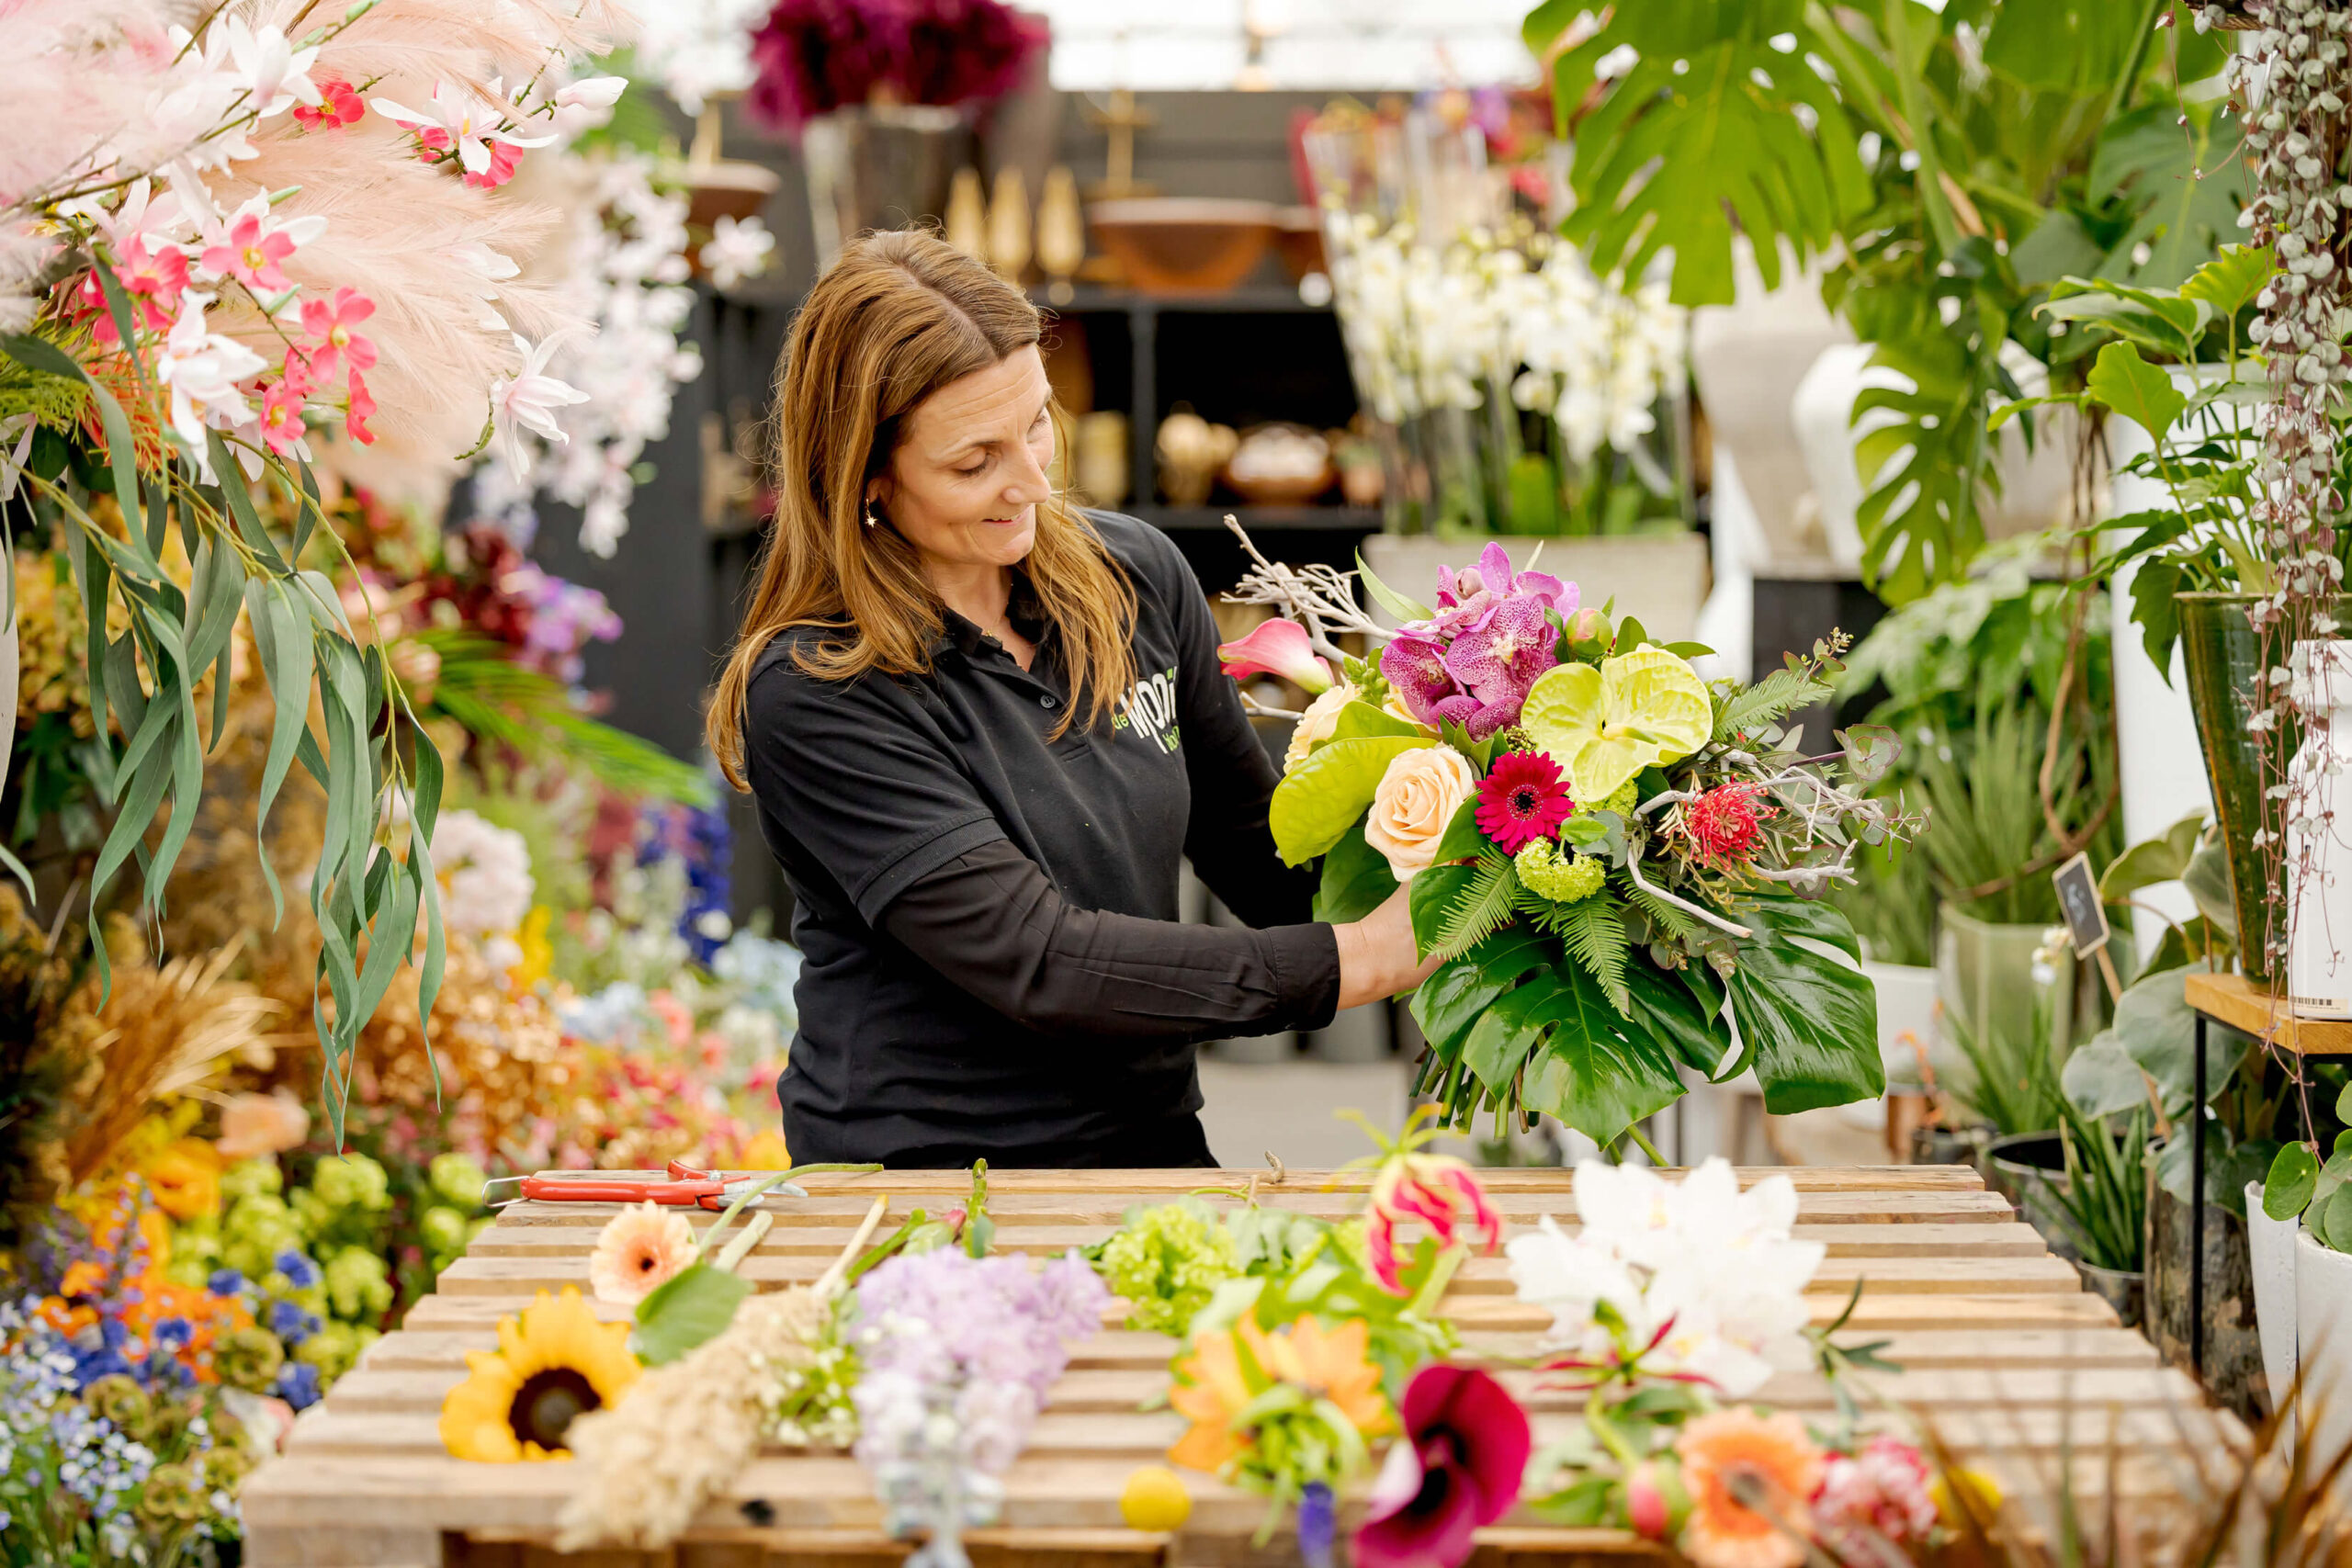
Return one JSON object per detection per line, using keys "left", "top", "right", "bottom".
{"left": 1217, "top": 616, "right": 1334, "bottom": 692}
{"left": 1352, "top": 1364, "right": 1532, "bottom": 1568}
{"left": 1379, "top": 545, "right": 1577, "bottom": 738}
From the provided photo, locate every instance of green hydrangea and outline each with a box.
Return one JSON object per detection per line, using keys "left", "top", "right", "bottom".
{"left": 1597, "top": 779, "right": 1639, "bottom": 817}
{"left": 297, "top": 1320, "right": 378, "bottom": 1382}
{"left": 304, "top": 1153, "right": 391, "bottom": 1217}
{"left": 428, "top": 1152, "right": 488, "bottom": 1208}
{"left": 322, "top": 1246, "right": 393, "bottom": 1322}
{"left": 1516, "top": 839, "right": 1607, "bottom": 903}
{"left": 219, "top": 1159, "right": 282, "bottom": 1204}
{"left": 220, "top": 1193, "right": 304, "bottom": 1282}
{"left": 1093, "top": 1201, "right": 1239, "bottom": 1337}
{"left": 418, "top": 1204, "right": 470, "bottom": 1261}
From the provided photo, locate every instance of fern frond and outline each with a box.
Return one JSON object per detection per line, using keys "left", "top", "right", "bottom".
{"left": 1624, "top": 883, "right": 1702, "bottom": 942}
{"left": 1713, "top": 665, "right": 1832, "bottom": 743}
{"left": 1556, "top": 895, "right": 1634, "bottom": 1018}
{"left": 1433, "top": 849, "right": 1521, "bottom": 961}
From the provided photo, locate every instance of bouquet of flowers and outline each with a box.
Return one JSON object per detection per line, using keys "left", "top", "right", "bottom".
{"left": 1220, "top": 531, "right": 1915, "bottom": 1149}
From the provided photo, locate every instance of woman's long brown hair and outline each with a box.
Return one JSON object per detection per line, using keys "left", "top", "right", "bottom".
{"left": 707, "top": 230, "right": 1136, "bottom": 789}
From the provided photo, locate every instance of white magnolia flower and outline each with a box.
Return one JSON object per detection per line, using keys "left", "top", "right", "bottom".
{"left": 699, "top": 215, "right": 775, "bottom": 289}
{"left": 221, "top": 18, "right": 324, "bottom": 120}
{"left": 545, "top": 74, "right": 629, "bottom": 139}
{"left": 490, "top": 333, "right": 590, "bottom": 478}
{"left": 152, "top": 28, "right": 257, "bottom": 170}
{"left": 369, "top": 81, "right": 555, "bottom": 178}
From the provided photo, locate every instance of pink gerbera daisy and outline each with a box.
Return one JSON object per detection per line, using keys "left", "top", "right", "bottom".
{"left": 1474, "top": 750, "right": 1573, "bottom": 852}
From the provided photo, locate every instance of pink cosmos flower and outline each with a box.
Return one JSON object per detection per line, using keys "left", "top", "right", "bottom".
{"left": 292, "top": 75, "right": 366, "bottom": 130}
{"left": 1367, "top": 1150, "right": 1503, "bottom": 1295}
{"left": 278, "top": 346, "right": 315, "bottom": 398}
{"left": 257, "top": 380, "right": 307, "bottom": 455}
{"left": 1217, "top": 616, "right": 1333, "bottom": 692}
{"left": 345, "top": 370, "right": 377, "bottom": 445}
{"left": 300, "top": 288, "right": 378, "bottom": 381}
{"left": 200, "top": 210, "right": 299, "bottom": 292}
{"left": 85, "top": 239, "right": 188, "bottom": 343}
{"left": 1354, "top": 1365, "right": 1532, "bottom": 1568}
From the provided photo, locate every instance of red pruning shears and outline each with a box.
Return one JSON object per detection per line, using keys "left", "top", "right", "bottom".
{"left": 483, "top": 1159, "right": 807, "bottom": 1210}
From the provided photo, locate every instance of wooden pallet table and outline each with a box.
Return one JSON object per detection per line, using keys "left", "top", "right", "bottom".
{"left": 240, "top": 1166, "right": 2235, "bottom": 1568}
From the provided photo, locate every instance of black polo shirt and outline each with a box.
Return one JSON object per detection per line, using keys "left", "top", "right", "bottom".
{"left": 742, "top": 510, "right": 1340, "bottom": 1168}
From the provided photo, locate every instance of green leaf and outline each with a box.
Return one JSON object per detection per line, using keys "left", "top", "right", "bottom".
{"left": 1432, "top": 796, "right": 1489, "bottom": 866}
{"left": 1314, "top": 819, "right": 1396, "bottom": 922}
{"left": 2086, "top": 341, "right": 2187, "bottom": 443}
{"left": 2062, "top": 1032, "right": 2150, "bottom": 1119}
{"left": 2267, "top": 1142, "right": 2320, "bottom": 1222}
{"left": 1516, "top": 964, "right": 1687, "bottom": 1145}
{"left": 1327, "top": 702, "right": 1427, "bottom": 743}
{"left": 2089, "top": 100, "right": 2250, "bottom": 288}
{"left": 2179, "top": 244, "right": 2274, "bottom": 320}
{"left": 1623, "top": 960, "right": 1733, "bottom": 1076}
{"left": 1355, "top": 551, "right": 1433, "bottom": 624}
{"left": 1411, "top": 928, "right": 1550, "bottom": 1057}
{"left": 1713, "top": 662, "right": 1834, "bottom": 744}
{"left": 1528, "top": 891, "right": 1632, "bottom": 1018}
{"left": 1726, "top": 897, "right": 1883, "bottom": 1113}
{"left": 2098, "top": 811, "right": 2206, "bottom": 903}
{"left": 2108, "top": 965, "right": 2245, "bottom": 1117}
{"left": 1408, "top": 859, "right": 1479, "bottom": 956}
{"left": 1429, "top": 850, "right": 1521, "bottom": 963}
{"left": 2320, "top": 1181, "right": 2352, "bottom": 1253}
{"left": 629, "top": 1261, "right": 752, "bottom": 1367}
{"left": 1268, "top": 735, "right": 1433, "bottom": 863}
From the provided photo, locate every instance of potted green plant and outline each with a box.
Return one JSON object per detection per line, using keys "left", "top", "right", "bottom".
{"left": 2256, "top": 1080, "right": 2352, "bottom": 1440}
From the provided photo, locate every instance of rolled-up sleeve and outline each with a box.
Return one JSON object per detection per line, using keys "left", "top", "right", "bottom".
{"left": 880, "top": 839, "right": 1340, "bottom": 1041}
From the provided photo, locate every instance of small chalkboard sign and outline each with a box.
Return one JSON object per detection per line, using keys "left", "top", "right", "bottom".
{"left": 2051, "top": 851, "right": 2121, "bottom": 999}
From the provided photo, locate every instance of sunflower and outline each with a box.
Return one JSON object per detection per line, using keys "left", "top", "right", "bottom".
{"left": 440, "top": 1288, "right": 641, "bottom": 1462}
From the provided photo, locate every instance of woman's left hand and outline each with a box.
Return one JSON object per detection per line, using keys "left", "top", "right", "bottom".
{"left": 1332, "top": 884, "right": 1443, "bottom": 1010}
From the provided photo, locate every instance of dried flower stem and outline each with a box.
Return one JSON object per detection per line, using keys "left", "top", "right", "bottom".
{"left": 1222, "top": 518, "right": 1395, "bottom": 663}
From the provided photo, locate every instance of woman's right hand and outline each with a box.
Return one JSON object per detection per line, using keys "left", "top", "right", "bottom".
{"left": 1333, "top": 883, "right": 1443, "bottom": 1010}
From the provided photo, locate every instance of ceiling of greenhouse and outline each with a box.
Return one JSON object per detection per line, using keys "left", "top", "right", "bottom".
{"left": 1032, "top": 0, "right": 1544, "bottom": 92}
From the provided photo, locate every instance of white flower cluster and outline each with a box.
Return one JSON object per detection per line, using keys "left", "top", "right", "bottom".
{"left": 473, "top": 152, "right": 715, "bottom": 558}
{"left": 427, "top": 807, "right": 536, "bottom": 939}
{"left": 1323, "top": 212, "right": 1686, "bottom": 467}
{"left": 633, "top": 0, "right": 770, "bottom": 114}
{"left": 1505, "top": 1156, "right": 1825, "bottom": 1397}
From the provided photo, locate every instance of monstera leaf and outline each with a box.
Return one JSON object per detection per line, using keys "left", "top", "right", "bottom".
{"left": 1724, "top": 897, "right": 1884, "bottom": 1114}
{"left": 1526, "top": 0, "right": 1870, "bottom": 307}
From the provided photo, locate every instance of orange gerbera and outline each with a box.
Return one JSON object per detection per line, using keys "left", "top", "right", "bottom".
{"left": 1675, "top": 1409, "right": 1826, "bottom": 1568}
{"left": 586, "top": 1201, "right": 697, "bottom": 1305}
{"left": 1167, "top": 1314, "right": 1393, "bottom": 1473}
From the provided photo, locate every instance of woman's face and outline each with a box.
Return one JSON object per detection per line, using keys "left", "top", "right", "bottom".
{"left": 872, "top": 345, "right": 1056, "bottom": 578}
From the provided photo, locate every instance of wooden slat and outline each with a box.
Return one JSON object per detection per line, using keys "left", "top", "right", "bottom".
{"left": 241, "top": 1164, "right": 2233, "bottom": 1568}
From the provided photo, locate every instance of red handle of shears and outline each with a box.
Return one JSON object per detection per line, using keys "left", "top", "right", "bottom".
{"left": 514, "top": 1173, "right": 724, "bottom": 1204}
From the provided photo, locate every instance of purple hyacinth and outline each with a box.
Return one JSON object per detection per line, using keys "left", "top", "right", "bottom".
{"left": 1379, "top": 544, "right": 1577, "bottom": 737}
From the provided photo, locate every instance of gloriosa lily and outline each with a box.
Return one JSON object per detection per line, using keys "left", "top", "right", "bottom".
{"left": 1346, "top": 1106, "right": 1503, "bottom": 1296}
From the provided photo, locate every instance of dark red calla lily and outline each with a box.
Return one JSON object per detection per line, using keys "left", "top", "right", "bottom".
{"left": 1351, "top": 1364, "right": 1532, "bottom": 1568}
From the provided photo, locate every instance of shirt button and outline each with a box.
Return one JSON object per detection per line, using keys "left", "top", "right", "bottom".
{"left": 1039, "top": 694, "right": 1057, "bottom": 709}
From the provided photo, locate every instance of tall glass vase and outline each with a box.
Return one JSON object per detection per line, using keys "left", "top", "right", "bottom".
{"left": 801, "top": 104, "right": 976, "bottom": 265}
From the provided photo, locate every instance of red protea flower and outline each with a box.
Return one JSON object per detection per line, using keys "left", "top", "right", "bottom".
{"left": 1680, "top": 780, "right": 1777, "bottom": 867}
{"left": 1474, "top": 750, "right": 1573, "bottom": 852}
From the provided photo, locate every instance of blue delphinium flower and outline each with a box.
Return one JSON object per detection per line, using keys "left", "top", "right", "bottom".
{"left": 1296, "top": 1482, "right": 1336, "bottom": 1568}
{"left": 274, "top": 1250, "right": 321, "bottom": 1290}
{"left": 267, "top": 1300, "right": 320, "bottom": 1347}
{"left": 207, "top": 1269, "right": 248, "bottom": 1299}
{"left": 276, "top": 1361, "right": 322, "bottom": 1411}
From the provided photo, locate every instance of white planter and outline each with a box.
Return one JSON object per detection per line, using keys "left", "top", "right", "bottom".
{"left": 2295, "top": 1228, "right": 2352, "bottom": 1465}
{"left": 2106, "top": 365, "right": 2227, "bottom": 964}
{"left": 1862, "top": 960, "right": 1937, "bottom": 1090}
{"left": 2249, "top": 1180, "right": 2301, "bottom": 1414}
{"left": 1360, "top": 534, "right": 1713, "bottom": 647}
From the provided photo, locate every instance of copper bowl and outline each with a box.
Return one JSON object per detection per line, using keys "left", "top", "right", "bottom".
{"left": 1088, "top": 198, "right": 1280, "bottom": 295}
{"left": 1273, "top": 206, "right": 1327, "bottom": 282}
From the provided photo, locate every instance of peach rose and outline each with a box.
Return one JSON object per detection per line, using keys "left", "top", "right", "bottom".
{"left": 1363, "top": 744, "right": 1477, "bottom": 881}
{"left": 216, "top": 1089, "right": 311, "bottom": 1161}
{"left": 1283, "top": 682, "right": 1362, "bottom": 773}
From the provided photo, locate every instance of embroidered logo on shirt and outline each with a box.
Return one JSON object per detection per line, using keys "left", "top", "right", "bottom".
{"left": 1113, "top": 665, "right": 1182, "bottom": 754}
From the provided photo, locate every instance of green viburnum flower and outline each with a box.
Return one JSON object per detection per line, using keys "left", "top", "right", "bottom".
{"left": 213, "top": 1327, "right": 285, "bottom": 1395}
{"left": 418, "top": 1204, "right": 470, "bottom": 1260}
{"left": 428, "top": 1152, "right": 488, "bottom": 1208}
{"left": 220, "top": 1193, "right": 304, "bottom": 1281}
{"left": 219, "top": 1158, "right": 283, "bottom": 1205}
{"left": 1516, "top": 840, "right": 1606, "bottom": 903}
{"left": 1094, "top": 1201, "right": 1240, "bottom": 1337}
{"left": 1594, "top": 779, "right": 1640, "bottom": 817}
{"left": 322, "top": 1246, "right": 393, "bottom": 1321}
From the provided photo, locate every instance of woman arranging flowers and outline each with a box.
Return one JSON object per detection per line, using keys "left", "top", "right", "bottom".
{"left": 706, "top": 230, "right": 1437, "bottom": 1169}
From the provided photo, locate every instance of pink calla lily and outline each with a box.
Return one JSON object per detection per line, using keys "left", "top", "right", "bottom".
{"left": 1352, "top": 1364, "right": 1532, "bottom": 1568}
{"left": 1217, "top": 617, "right": 1333, "bottom": 692}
